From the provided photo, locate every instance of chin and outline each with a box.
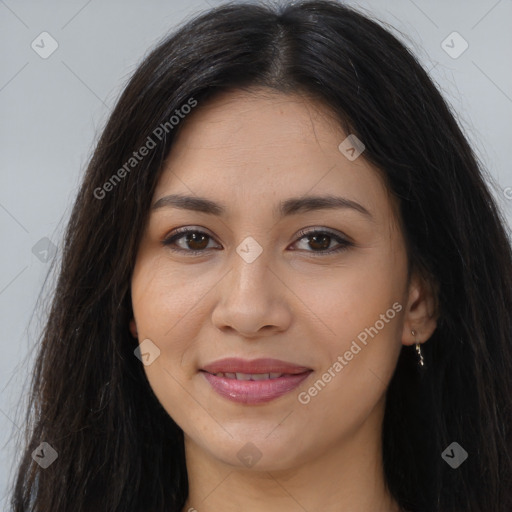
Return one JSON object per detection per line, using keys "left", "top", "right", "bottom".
{"left": 202, "top": 431, "right": 312, "bottom": 472}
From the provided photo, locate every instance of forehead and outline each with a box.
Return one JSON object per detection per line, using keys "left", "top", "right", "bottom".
{"left": 155, "top": 88, "right": 396, "bottom": 223}
{"left": 166, "top": 88, "right": 345, "bottom": 164}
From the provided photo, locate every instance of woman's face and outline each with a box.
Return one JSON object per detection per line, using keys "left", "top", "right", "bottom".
{"left": 130, "top": 88, "right": 420, "bottom": 471}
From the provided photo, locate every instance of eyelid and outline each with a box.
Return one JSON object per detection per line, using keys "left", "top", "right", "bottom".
{"left": 162, "top": 226, "right": 221, "bottom": 251}
{"left": 292, "top": 227, "right": 353, "bottom": 255}
{"left": 161, "top": 226, "right": 353, "bottom": 255}
{"left": 294, "top": 226, "right": 352, "bottom": 243}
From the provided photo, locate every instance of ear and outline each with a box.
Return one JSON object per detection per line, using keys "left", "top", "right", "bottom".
{"left": 401, "top": 271, "right": 439, "bottom": 346}
{"left": 129, "top": 319, "right": 138, "bottom": 339}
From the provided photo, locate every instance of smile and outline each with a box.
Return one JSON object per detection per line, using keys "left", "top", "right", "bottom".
{"left": 207, "top": 372, "right": 290, "bottom": 380}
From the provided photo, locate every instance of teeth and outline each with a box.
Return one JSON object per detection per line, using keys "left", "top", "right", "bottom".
{"left": 250, "top": 373, "right": 270, "bottom": 380}
{"left": 212, "top": 372, "right": 285, "bottom": 380}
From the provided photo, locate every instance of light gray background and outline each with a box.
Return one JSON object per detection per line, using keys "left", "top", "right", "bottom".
{"left": 1, "top": 0, "right": 511, "bottom": 506}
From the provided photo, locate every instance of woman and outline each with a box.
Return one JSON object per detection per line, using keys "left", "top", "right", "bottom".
{"left": 9, "top": 1, "right": 512, "bottom": 511}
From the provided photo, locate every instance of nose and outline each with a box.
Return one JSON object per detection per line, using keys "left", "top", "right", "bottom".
{"left": 211, "top": 247, "right": 293, "bottom": 338}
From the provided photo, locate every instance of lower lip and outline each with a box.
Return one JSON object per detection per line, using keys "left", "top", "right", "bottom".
{"left": 201, "top": 371, "right": 312, "bottom": 404}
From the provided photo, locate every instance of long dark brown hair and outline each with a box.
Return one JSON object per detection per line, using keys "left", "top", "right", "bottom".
{"left": 8, "top": 1, "right": 512, "bottom": 510}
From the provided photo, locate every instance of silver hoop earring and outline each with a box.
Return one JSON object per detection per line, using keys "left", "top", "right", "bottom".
{"left": 411, "top": 329, "right": 425, "bottom": 367}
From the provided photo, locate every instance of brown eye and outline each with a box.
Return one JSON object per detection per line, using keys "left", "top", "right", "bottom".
{"left": 162, "top": 227, "right": 353, "bottom": 256}
{"left": 162, "top": 228, "right": 219, "bottom": 253}
{"left": 292, "top": 229, "right": 353, "bottom": 255}
{"left": 306, "top": 233, "right": 331, "bottom": 251}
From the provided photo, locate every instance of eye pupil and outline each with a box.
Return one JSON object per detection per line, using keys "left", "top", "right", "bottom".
{"left": 187, "top": 232, "right": 209, "bottom": 250}
{"left": 309, "top": 234, "right": 330, "bottom": 251}
{"left": 164, "top": 228, "right": 349, "bottom": 256}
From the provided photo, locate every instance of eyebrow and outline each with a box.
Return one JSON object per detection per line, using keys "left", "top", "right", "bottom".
{"left": 152, "top": 193, "right": 373, "bottom": 220}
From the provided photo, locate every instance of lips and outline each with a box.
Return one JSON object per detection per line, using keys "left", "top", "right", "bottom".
{"left": 205, "top": 371, "right": 287, "bottom": 380}
{"left": 201, "top": 357, "right": 311, "bottom": 375}
{"left": 200, "top": 358, "right": 312, "bottom": 404}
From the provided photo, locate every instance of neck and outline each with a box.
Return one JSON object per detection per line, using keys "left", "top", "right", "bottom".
{"left": 181, "top": 399, "right": 401, "bottom": 512}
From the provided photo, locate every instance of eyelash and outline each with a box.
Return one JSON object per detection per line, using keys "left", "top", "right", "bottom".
{"left": 161, "top": 227, "right": 353, "bottom": 256}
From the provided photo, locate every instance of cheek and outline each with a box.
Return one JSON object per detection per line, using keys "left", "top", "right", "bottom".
{"left": 130, "top": 260, "right": 213, "bottom": 427}
{"left": 290, "top": 249, "right": 405, "bottom": 406}
{"left": 130, "top": 258, "right": 208, "bottom": 394}
{"left": 131, "top": 253, "right": 217, "bottom": 340}
{"left": 291, "top": 248, "right": 405, "bottom": 344}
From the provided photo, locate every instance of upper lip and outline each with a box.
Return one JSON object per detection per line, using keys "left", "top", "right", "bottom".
{"left": 201, "top": 358, "right": 312, "bottom": 375}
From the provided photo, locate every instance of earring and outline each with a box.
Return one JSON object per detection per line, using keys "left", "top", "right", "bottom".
{"left": 411, "top": 329, "right": 425, "bottom": 367}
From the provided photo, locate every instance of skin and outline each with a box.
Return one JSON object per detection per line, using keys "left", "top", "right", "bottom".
{"left": 129, "top": 87, "right": 438, "bottom": 512}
